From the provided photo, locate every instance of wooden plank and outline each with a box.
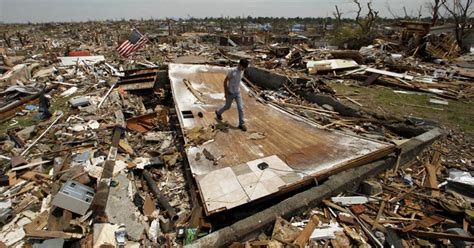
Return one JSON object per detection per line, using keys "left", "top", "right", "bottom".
{"left": 323, "top": 199, "right": 348, "bottom": 213}
{"left": 365, "top": 68, "right": 414, "bottom": 80}
{"left": 118, "top": 81, "right": 154, "bottom": 90}
{"left": 425, "top": 162, "right": 440, "bottom": 197}
{"left": 389, "top": 187, "right": 416, "bottom": 204}
{"left": 25, "top": 230, "right": 82, "bottom": 240}
{"left": 8, "top": 172, "right": 16, "bottom": 186}
{"left": 363, "top": 73, "right": 380, "bottom": 86}
{"left": 402, "top": 215, "right": 444, "bottom": 232}
{"left": 118, "top": 139, "right": 134, "bottom": 155}
{"left": 293, "top": 215, "right": 320, "bottom": 248}
{"left": 91, "top": 160, "right": 115, "bottom": 222}
{"left": 19, "top": 171, "right": 50, "bottom": 181}
{"left": 360, "top": 214, "right": 386, "bottom": 232}
{"left": 48, "top": 207, "right": 72, "bottom": 232}
{"left": 24, "top": 211, "right": 49, "bottom": 233}
{"left": 372, "top": 200, "right": 386, "bottom": 230}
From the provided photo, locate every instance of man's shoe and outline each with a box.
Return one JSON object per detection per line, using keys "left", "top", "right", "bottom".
{"left": 239, "top": 124, "right": 247, "bottom": 132}
{"left": 215, "top": 110, "right": 222, "bottom": 120}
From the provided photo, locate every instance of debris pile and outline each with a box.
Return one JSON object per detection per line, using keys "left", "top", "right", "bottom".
{"left": 0, "top": 39, "right": 191, "bottom": 246}
{"left": 0, "top": 18, "right": 472, "bottom": 247}
{"left": 230, "top": 146, "right": 474, "bottom": 247}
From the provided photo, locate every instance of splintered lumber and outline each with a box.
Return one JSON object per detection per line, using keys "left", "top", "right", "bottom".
{"left": 293, "top": 215, "right": 320, "bottom": 248}
{"left": 425, "top": 162, "right": 440, "bottom": 197}
{"left": 397, "top": 229, "right": 474, "bottom": 242}
{"left": 426, "top": 152, "right": 441, "bottom": 197}
{"left": 402, "top": 215, "right": 444, "bottom": 232}
{"left": 272, "top": 101, "right": 338, "bottom": 115}
{"left": 0, "top": 84, "right": 58, "bottom": 115}
{"left": 242, "top": 76, "right": 261, "bottom": 92}
{"left": 48, "top": 207, "right": 72, "bottom": 232}
{"left": 360, "top": 214, "right": 386, "bottom": 232}
{"left": 142, "top": 170, "right": 178, "bottom": 221}
{"left": 26, "top": 230, "right": 83, "bottom": 240}
{"left": 10, "top": 160, "right": 51, "bottom": 172}
{"left": 323, "top": 199, "right": 349, "bottom": 213}
{"left": 347, "top": 208, "right": 384, "bottom": 248}
{"left": 365, "top": 67, "right": 414, "bottom": 80}
{"left": 342, "top": 96, "right": 363, "bottom": 107}
{"left": 372, "top": 200, "right": 386, "bottom": 230}
{"left": 25, "top": 211, "right": 82, "bottom": 240}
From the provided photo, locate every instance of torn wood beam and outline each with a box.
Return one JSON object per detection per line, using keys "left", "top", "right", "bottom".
{"left": 293, "top": 215, "right": 320, "bottom": 248}
{"left": 26, "top": 230, "right": 83, "bottom": 240}
{"left": 91, "top": 126, "right": 123, "bottom": 222}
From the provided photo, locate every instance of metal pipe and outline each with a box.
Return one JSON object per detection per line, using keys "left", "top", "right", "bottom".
{"left": 142, "top": 170, "right": 178, "bottom": 222}
{"left": 20, "top": 112, "right": 63, "bottom": 156}
{"left": 98, "top": 82, "right": 116, "bottom": 109}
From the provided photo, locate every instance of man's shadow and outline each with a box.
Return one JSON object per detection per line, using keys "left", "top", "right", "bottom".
{"left": 214, "top": 117, "right": 240, "bottom": 132}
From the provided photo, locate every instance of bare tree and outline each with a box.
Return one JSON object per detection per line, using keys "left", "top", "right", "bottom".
{"left": 403, "top": 6, "right": 410, "bottom": 18}
{"left": 354, "top": 0, "right": 379, "bottom": 33}
{"left": 417, "top": 5, "right": 424, "bottom": 20}
{"left": 366, "top": 1, "right": 379, "bottom": 31}
{"left": 334, "top": 5, "right": 343, "bottom": 29}
{"left": 166, "top": 18, "right": 172, "bottom": 36}
{"left": 219, "top": 15, "right": 224, "bottom": 33}
{"left": 426, "top": 0, "right": 447, "bottom": 26}
{"left": 2, "top": 33, "right": 11, "bottom": 48}
{"left": 442, "top": 0, "right": 474, "bottom": 51}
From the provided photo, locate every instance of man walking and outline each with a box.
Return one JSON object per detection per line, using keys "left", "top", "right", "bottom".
{"left": 215, "top": 59, "right": 249, "bottom": 131}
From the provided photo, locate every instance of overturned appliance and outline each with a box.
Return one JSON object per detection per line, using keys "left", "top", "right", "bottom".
{"left": 52, "top": 180, "right": 95, "bottom": 215}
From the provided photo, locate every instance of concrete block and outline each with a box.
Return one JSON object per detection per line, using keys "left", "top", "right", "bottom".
{"left": 69, "top": 96, "right": 90, "bottom": 107}
{"left": 105, "top": 173, "right": 147, "bottom": 241}
{"left": 360, "top": 180, "right": 383, "bottom": 196}
{"left": 32, "top": 238, "right": 64, "bottom": 248}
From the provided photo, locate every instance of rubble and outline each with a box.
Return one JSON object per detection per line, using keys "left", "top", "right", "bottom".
{"left": 104, "top": 173, "right": 147, "bottom": 241}
{"left": 0, "top": 16, "right": 472, "bottom": 248}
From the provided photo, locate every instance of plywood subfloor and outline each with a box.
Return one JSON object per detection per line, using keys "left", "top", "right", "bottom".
{"left": 169, "top": 64, "right": 394, "bottom": 214}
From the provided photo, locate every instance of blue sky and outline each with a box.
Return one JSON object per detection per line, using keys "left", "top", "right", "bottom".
{"left": 0, "top": 0, "right": 430, "bottom": 23}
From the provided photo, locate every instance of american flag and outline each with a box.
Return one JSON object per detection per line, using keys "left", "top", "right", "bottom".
{"left": 117, "top": 29, "right": 148, "bottom": 58}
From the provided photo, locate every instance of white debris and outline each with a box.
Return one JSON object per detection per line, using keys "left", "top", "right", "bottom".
{"left": 331, "top": 196, "right": 372, "bottom": 206}
{"left": 310, "top": 221, "right": 343, "bottom": 240}
{"left": 60, "top": 86, "right": 78, "bottom": 97}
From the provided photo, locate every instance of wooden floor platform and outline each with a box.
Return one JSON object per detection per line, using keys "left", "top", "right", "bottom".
{"left": 169, "top": 64, "right": 394, "bottom": 215}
